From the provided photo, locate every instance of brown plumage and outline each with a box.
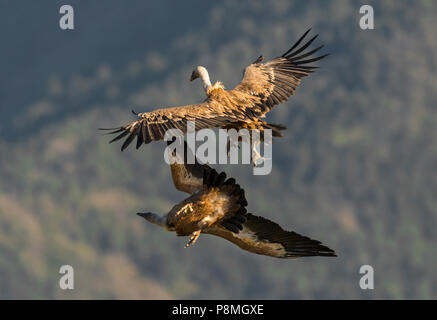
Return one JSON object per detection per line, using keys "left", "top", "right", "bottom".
{"left": 101, "top": 29, "right": 327, "bottom": 151}
{"left": 137, "top": 141, "right": 336, "bottom": 258}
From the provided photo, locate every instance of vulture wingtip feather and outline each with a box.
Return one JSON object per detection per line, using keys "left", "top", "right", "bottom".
{"left": 98, "top": 127, "right": 117, "bottom": 130}
{"left": 281, "top": 28, "right": 313, "bottom": 57}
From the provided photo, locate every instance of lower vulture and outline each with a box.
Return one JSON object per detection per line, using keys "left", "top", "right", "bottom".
{"left": 137, "top": 141, "right": 336, "bottom": 259}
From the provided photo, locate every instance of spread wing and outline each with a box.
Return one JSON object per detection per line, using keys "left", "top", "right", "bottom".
{"left": 100, "top": 100, "right": 254, "bottom": 151}
{"left": 231, "top": 29, "right": 328, "bottom": 117}
{"left": 205, "top": 213, "right": 336, "bottom": 259}
{"left": 168, "top": 139, "right": 212, "bottom": 195}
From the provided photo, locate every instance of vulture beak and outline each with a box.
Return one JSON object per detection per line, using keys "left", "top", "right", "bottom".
{"left": 137, "top": 212, "right": 153, "bottom": 220}
{"left": 190, "top": 71, "right": 197, "bottom": 82}
{"left": 137, "top": 212, "right": 165, "bottom": 227}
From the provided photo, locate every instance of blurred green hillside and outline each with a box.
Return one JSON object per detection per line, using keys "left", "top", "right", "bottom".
{"left": 1, "top": 0, "right": 437, "bottom": 299}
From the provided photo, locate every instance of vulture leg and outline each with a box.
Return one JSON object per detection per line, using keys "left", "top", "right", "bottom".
{"left": 226, "top": 139, "right": 240, "bottom": 157}
{"left": 184, "top": 218, "right": 210, "bottom": 248}
{"left": 225, "top": 138, "right": 268, "bottom": 167}
{"left": 185, "top": 230, "right": 201, "bottom": 248}
{"left": 251, "top": 139, "right": 270, "bottom": 167}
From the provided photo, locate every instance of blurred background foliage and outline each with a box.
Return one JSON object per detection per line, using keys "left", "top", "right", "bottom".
{"left": 0, "top": 0, "right": 437, "bottom": 299}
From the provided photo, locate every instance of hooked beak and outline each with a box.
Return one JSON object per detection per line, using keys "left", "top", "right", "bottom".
{"left": 190, "top": 71, "right": 196, "bottom": 82}
{"left": 137, "top": 212, "right": 153, "bottom": 220}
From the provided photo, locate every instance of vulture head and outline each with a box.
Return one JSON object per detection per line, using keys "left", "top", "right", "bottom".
{"left": 190, "top": 66, "right": 212, "bottom": 91}
{"left": 190, "top": 66, "right": 203, "bottom": 81}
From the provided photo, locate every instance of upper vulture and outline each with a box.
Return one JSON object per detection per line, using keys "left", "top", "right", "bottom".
{"left": 137, "top": 140, "right": 336, "bottom": 259}
{"left": 101, "top": 29, "right": 328, "bottom": 153}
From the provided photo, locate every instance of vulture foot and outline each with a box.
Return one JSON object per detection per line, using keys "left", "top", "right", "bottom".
{"left": 226, "top": 140, "right": 240, "bottom": 157}
{"left": 185, "top": 230, "right": 201, "bottom": 248}
{"left": 251, "top": 144, "right": 270, "bottom": 167}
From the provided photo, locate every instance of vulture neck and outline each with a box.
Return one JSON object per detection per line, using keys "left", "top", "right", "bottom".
{"left": 198, "top": 67, "right": 212, "bottom": 92}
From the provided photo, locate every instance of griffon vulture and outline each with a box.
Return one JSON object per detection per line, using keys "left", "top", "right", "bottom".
{"left": 101, "top": 29, "right": 328, "bottom": 157}
{"left": 137, "top": 140, "right": 336, "bottom": 259}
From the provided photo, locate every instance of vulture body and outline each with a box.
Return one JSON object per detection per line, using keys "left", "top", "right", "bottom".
{"left": 102, "top": 29, "right": 328, "bottom": 154}
{"left": 138, "top": 141, "right": 336, "bottom": 258}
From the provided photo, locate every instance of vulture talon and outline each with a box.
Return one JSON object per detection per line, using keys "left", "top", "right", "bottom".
{"left": 226, "top": 139, "right": 240, "bottom": 157}
{"left": 185, "top": 230, "right": 201, "bottom": 248}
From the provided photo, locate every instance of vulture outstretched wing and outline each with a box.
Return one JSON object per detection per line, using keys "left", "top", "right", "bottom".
{"left": 168, "top": 139, "right": 211, "bottom": 195}
{"left": 205, "top": 213, "right": 336, "bottom": 258}
{"left": 101, "top": 102, "right": 251, "bottom": 151}
{"left": 231, "top": 28, "right": 328, "bottom": 117}
{"left": 201, "top": 168, "right": 249, "bottom": 233}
